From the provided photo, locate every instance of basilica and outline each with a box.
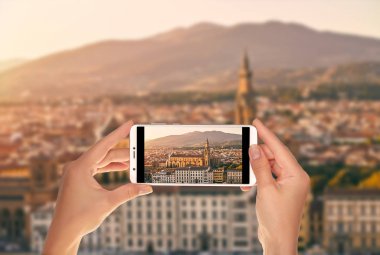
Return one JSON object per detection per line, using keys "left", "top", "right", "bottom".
{"left": 166, "top": 139, "right": 211, "bottom": 168}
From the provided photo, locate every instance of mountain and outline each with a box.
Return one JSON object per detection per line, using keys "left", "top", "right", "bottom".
{"left": 1, "top": 21, "right": 380, "bottom": 101}
{"left": 145, "top": 131, "right": 242, "bottom": 148}
{"left": 0, "top": 59, "right": 27, "bottom": 73}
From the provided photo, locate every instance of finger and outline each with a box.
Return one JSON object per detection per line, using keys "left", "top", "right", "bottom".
{"left": 240, "top": 186, "right": 253, "bottom": 192}
{"left": 108, "top": 184, "right": 152, "bottom": 207}
{"left": 97, "top": 148, "right": 130, "bottom": 168}
{"left": 249, "top": 144, "right": 275, "bottom": 187}
{"left": 96, "top": 162, "right": 129, "bottom": 174}
{"left": 260, "top": 144, "right": 275, "bottom": 160}
{"left": 84, "top": 121, "right": 133, "bottom": 165}
{"left": 253, "top": 119, "right": 299, "bottom": 169}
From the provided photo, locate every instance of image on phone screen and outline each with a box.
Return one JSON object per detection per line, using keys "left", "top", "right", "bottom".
{"left": 136, "top": 126, "right": 250, "bottom": 184}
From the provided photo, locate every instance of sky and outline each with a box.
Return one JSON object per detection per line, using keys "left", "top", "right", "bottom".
{"left": 1, "top": 0, "right": 379, "bottom": 60}
{"left": 145, "top": 126, "right": 242, "bottom": 141}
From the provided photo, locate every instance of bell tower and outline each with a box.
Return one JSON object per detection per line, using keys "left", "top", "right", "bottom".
{"left": 235, "top": 51, "right": 256, "bottom": 124}
{"left": 204, "top": 138, "right": 210, "bottom": 166}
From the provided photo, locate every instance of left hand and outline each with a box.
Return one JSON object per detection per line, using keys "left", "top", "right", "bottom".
{"left": 43, "top": 120, "right": 152, "bottom": 255}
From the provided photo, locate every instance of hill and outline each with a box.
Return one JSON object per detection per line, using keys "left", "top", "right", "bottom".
{"left": 1, "top": 21, "right": 380, "bottom": 101}
{"left": 145, "top": 131, "right": 242, "bottom": 148}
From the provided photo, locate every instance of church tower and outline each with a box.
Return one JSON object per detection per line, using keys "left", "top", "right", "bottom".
{"left": 235, "top": 52, "right": 256, "bottom": 124}
{"left": 204, "top": 138, "right": 210, "bottom": 166}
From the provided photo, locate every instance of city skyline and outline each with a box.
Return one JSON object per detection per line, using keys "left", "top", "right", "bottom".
{"left": 1, "top": 0, "right": 380, "bottom": 59}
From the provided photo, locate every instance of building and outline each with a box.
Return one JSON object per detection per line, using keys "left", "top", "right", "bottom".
{"left": 299, "top": 189, "right": 313, "bottom": 249}
{"left": 166, "top": 139, "right": 211, "bottom": 168}
{"left": 152, "top": 171, "right": 176, "bottom": 183}
{"left": 0, "top": 154, "right": 58, "bottom": 250}
{"left": 309, "top": 197, "right": 324, "bottom": 246}
{"left": 226, "top": 169, "right": 242, "bottom": 184}
{"left": 213, "top": 168, "right": 225, "bottom": 183}
{"left": 175, "top": 167, "right": 213, "bottom": 184}
{"left": 235, "top": 52, "right": 256, "bottom": 125}
{"left": 323, "top": 189, "right": 380, "bottom": 255}
{"left": 30, "top": 187, "right": 262, "bottom": 254}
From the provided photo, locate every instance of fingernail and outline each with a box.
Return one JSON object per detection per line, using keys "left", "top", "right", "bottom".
{"left": 249, "top": 145, "right": 261, "bottom": 160}
{"left": 138, "top": 185, "right": 153, "bottom": 195}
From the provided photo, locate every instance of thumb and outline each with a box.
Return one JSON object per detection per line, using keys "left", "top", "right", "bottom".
{"left": 108, "top": 184, "right": 153, "bottom": 207}
{"left": 249, "top": 145, "right": 274, "bottom": 187}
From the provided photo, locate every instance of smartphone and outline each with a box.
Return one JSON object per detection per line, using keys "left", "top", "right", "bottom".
{"left": 129, "top": 124, "right": 257, "bottom": 187}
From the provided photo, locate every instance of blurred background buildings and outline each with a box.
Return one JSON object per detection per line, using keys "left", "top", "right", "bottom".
{"left": 0, "top": 1, "right": 380, "bottom": 254}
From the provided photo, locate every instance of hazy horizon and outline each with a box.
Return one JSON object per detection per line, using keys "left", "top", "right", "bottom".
{"left": 1, "top": 0, "right": 380, "bottom": 60}
{"left": 145, "top": 127, "right": 242, "bottom": 141}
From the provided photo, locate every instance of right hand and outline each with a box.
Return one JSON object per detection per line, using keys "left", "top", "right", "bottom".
{"left": 241, "top": 119, "right": 310, "bottom": 255}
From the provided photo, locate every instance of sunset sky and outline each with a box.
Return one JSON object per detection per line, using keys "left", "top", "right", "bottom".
{"left": 1, "top": 0, "right": 379, "bottom": 60}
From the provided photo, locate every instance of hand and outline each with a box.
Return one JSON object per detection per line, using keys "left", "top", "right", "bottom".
{"left": 241, "top": 119, "right": 310, "bottom": 255}
{"left": 43, "top": 121, "right": 153, "bottom": 255}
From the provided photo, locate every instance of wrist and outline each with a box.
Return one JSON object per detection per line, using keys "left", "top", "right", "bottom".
{"left": 262, "top": 238, "right": 298, "bottom": 255}
{"left": 43, "top": 219, "right": 82, "bottom": 255}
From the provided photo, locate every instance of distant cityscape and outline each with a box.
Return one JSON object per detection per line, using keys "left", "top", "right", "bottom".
{"left": 0, "top": 53, "right": 379, "bottom": 254}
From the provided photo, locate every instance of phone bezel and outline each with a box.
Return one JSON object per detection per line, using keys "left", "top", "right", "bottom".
{"left": 129, "top": 124, "right": 257, "bottom": 186}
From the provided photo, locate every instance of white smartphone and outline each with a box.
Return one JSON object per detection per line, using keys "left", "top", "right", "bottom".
{"left": 129, "top": 124, "right": 257, "bottom": 187}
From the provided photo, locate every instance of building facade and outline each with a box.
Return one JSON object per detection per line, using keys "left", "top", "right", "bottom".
{"left": 323, "top": 189, "right": 380, "bottom": 255}
{"left": 166, "top": 139, "right": 211, "bottom": 168}
{"left": 30, "top": 187, "right": 262, "bottom": 254}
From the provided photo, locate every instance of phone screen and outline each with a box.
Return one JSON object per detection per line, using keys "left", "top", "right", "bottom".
{"left": 136, "top": 126, "right": 250, "bottom": 184}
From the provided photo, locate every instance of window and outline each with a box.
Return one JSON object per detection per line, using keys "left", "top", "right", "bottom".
{"left": 337, "top": 222, "right": 344, "bottom": 234}
{"left": 127, "top": 223, "right": 133, "bottom": 233}
{"left": 157, "top": 239, "right": 162, "bottom": 247}
{"left": 202, "top": 224, "right": 207, "bottom": 233}
{"left": 168, "top": 240, "right": 172, "bottom": 250}
{"left": 361, "top": 205, "right": 366, "bottom": 215}
{"left": 221, "top": 211, "right": 226, "bottom": 219}
{"left": 157, "top": 211, "right": 162, "bottom": 219}
{"left": 182, "top": 211, "right": 187, "bottom": 219}
{"left": 147, "top": 211, "right": 152, "bottom": 219}
{"left": 192, "top": 224, "right": 196, "bottom": 233}
{"left": 235, "top": 200, "right": 246, "bottom": 208}
{"left": 212, "top": 211, "right": 217, "bottom": 219}
{"left": 168, "top": 224, "right": 172, "bottom": 234}
{"left": 213, "top": 224, "right": 217, "bottom": 233}
{"left": 371, "top": 205, "right": 376, "bottom": 215}
{"left": 138, "top": 239, "right": 143, "bottom": 247}
{"left": 147, "top": 223, "right": 152, "bottom": 234}
{"left": 191, "top": 211, "right": 196, "bottom": 219}
{"left": 234, "top": 227, "right": 247, "bottom": 237}
{"left": 361, "top": 222, "right": 366, "bottom": 233}
{"left": 202, "top": 211, "right": 207, "bottom": 219}
{"left": 157, "top": 223, "right": 162, "bottom": 234}
{"left": 183, "top": 238, "right": 188, "bottom": 248}
{"left": 222, "top": 239, "right": 227, "bottom": 248}
{"left": 137, "top": 223, "right": 142, "bottom": 234}
{"left": 234, "top": 213, "right": 246, "bottom": 222}
{"left": 167, "top": 211, "right": 172, "bottom": 219}
{"left": 128, "top": 239, "right": 133, "bottom": 246}
{"left": 183, "top": 224, "right": 187, "bottom": 233}
{"left": 234, "top": 240, "right": 248, "bottom": 247}
{"left": 213, "top": 238, "right": 218, "bottom": 247}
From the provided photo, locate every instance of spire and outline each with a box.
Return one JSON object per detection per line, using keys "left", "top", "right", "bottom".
{"left": 241, "top": 49, "right": 250, "bottom": 72}
{"left": 238, "top": 50, "right": 253, "bottom": 94}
